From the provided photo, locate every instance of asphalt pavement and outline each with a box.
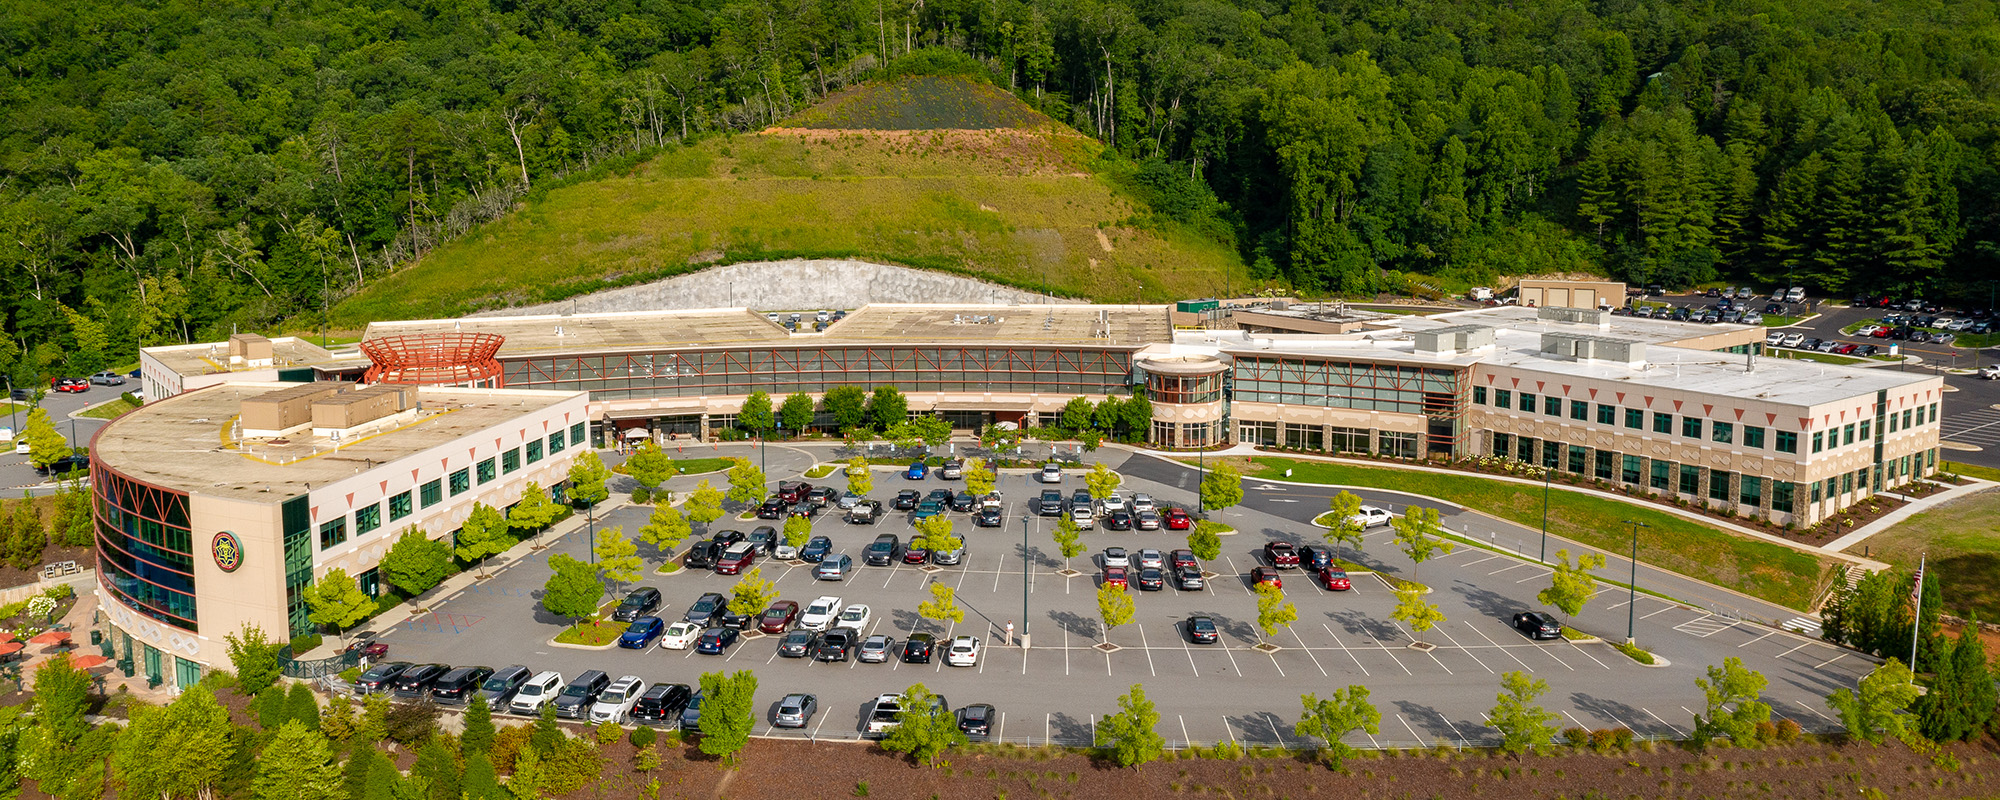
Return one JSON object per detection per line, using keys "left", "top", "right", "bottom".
{"left": 0, "top": 383, "right": 118, "bottom": 497}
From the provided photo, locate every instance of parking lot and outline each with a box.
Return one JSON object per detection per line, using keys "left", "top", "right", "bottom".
{"left": 0, "top": 383, "right": 119, "bottom": 496}
{"left": 367, "top": 447, "right": 1877, "bottom": 748}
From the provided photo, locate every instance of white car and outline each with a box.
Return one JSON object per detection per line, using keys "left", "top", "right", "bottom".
{"left": 773, "top": 543, "right": 798, "bottom": 560}
{"left": 1981, "top": 365, "right": 2000, "bottom": 380}
{"left": 1135, "top": 549, "right": 1164, "bottom": 570}
{"left": 946, "top": 635, "right": 981, "bottom": 667}
{"left": 1349, "top": 505, "right": 1393, "bottom": 528}
{"left": 1040, "top": 463, "right": 1063, "bottom": 484}
{"left": 1764, "top": 331, "right": 1785, "bottom": 346}
{"left": 1781, "top": 332, "right": 1805, "bottom": 348}
{"left": 660, "top": 621, "right": 703, "bottom": 650}
{"left": 834, "top": 603, "right": 872, "bottom": 631}
{"left": 838, "top": 491, "right": 864, "bottom": 509}
{"left": 1131, "top": 493, "right": 1155, "bottom": 512}
{"left": 1855, "top": 324, "right": 1881, "bottom": 337}
{"left": 1102, "top": 547, "right": 1129, "bottom": 568}
{"left": 1068, "top": 505, "right": 1094, "bottom": 530}
{"left": 1100, "top": 494, "right": 1129, "bottom": 513}
{"left": 508, "top": 670, "right": 564, "bottom": 715}
{"left": 800, "top": 596, "right": 843, "bottom": 631}
{"left": 589, "top": 675, "right": 646, "bottom": 724}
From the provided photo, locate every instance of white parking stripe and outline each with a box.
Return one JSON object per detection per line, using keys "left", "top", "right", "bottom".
{"left": 1289, "top": 626, "right": 1328, "bottom": 677}
{"left": 1434, "top": 626, "right": 1494, "bottom": 674}
{"left": 1643, "top": 708, "right": 1686, "bottom": 737}
{"left": 1641, "top": 605, "right": 1679, "bottom": 619}
{"left": 1795, "top": 700, "right": 1835, "bottom": 722}
{"left": 1324, "top": 623, "right": 1371, "bottom": 677}
{"left": 1738, "top": 631, "right": 1778, "bottom": 648}
{"left": 1467, "top": 620, "right": 1542, "bottom": 672}
{"left": 1814, "top": 653, "right": 1847, "bottom": 670}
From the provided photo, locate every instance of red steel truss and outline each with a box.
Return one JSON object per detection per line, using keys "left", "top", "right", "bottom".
{"left": 361, "top": 333, "right": 506, "bottom": 387}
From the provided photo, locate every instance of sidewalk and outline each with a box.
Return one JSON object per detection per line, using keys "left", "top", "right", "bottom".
{"left": 1823, "top": 477, "right": 1996, "bottom": 552}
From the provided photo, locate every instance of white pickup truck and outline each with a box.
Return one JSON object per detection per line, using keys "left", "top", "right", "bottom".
{"left": 865, "top": 693, "right": 905, "bottom": 736}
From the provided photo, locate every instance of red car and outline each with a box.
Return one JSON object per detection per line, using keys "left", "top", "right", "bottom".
{"left": 1163, "top": 508, "right": 1193, "bottom": 530}
{"left": 1251, "top": 566, "right": 1283, "bottom": 589}
{"left": 1319, "top": 567, "right": 1351, "bottom": 591}
{"left": 1833, "top": 343, "right": 1859, "bottom": 355}
{"left": 714, "top": 544, "right": 756, "bottom": 575}
{"left": 902, "top": 546, "right": 929, "bottom": 565}
{"left": 1170, "top": 549, "right": 1198, "bottom": 571}
{"left": 1263, "top": 542, "right": 1300, "bottom": 569}
{"left": 758, "top": 600, "right": 800, "bottom": 633}
{"left": 1102, "top": 566, "right": 1129, "bottom": 589}
{"left": 778, "top": 482, "right": 813, "bottom": 504}
{"left": 50, "top": 377, "right": 87, "bottom": 393}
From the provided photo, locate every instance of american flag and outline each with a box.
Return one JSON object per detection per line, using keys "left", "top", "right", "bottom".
{"left": 1911, "top": 558, "right": 1925, "bottom": 607}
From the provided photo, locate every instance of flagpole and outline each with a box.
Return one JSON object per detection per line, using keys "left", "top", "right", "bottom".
{"left": 1909, "top": 553, "right": 1926, "bottom": 668}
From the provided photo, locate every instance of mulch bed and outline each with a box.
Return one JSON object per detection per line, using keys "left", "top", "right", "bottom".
{"left": 554, "top": 734, "right": 2000, "bottom": 800}
{"left": 0, "top": 546, "right": 93, "bottom": 592}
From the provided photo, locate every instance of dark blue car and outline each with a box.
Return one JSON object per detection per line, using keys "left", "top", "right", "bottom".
{"left": 800, "top": 535, "right": 833, "bottom": 563}
{"left": 695, "top": 627, "right": 739, "bottom": 655}
{"left": 906, "top": 460, "right": 928, "bottom": 479}
{"left": 619, "top": 617, "right": 665, "bottom": 649}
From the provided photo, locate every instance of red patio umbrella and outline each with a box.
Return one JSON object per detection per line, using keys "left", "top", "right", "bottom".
{"left": 28, "top": 631, "right": 70, "bottom": 646}
{"left": 0, "top": 642, "right": 23, "bottom": 656}
{"left": 67, "top": 655, "right": 110, "bottom": 669}
{"left": 0, "top": 631, "right": 15, "bottom": 644}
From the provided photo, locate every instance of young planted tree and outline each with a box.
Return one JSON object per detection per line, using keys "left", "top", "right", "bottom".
{"left": 21, "top": 406, "right": 71, "bottom": 470}
{"left": 1085, "top": 462, "right": 1121, "bottom": 500}
{"left": 1253, "top": 581, "right": 1298, "bottom": 643}
{"left": 725, "top": 460, "right": 767, "bottom": 505}
{"left": 1097, "top": 582, "right": 1135, "bottom": 641}
{"left": 963, "top": 457, "right": 994, "bottom": 496}
{"left": 1323, "top": 490, "right": 1365, "bottom": 561}
{"left": 1053, "top": 516, "right": 1085, "bottom": 560}
{"left": 780, "top": 391, "right": 815, "bottom": 431}
{"left": 26, "top": 652, "right": 93, "bottom": 794}
{"left": 460, "top": 695, "right": 496, "bottom": 757}
{"left": 226, "top": 624, "right": 287, "bottom": 695}
{"left": 684, "top": 480, "right": 724, "bottom": 532}
{"left": 1200, "top": 460, "right": 1243, "bottom": 512}
{"left": 507, "top": 481, "right": 563, "bottom": 540}
{"left": 541, "top": 553, "right": 605, "bottom": 626}
{"left": 566, "top": 451, "right": 612, "bottom": 510}
{"left": 727, "top": 567, "right": 779, "bottom": 618}
{"left": 696, "top": 669, "right": 759, "bottom": 762}
{"left": 1391, "top": 585, "right": 1444, "bottom": 647}
{"left": 865, "top": 386, "right": 908, "bottom": 430}
{"left": 381, "top": 526, "right": 453, "bottom": 597}
{"left": 879, "top": 683, "right": 966, "bottom": 767}
{"left": 781, "top": 514, "right": 813, "bottom": 552}
{"left": 638, "top": 502, "right": 692, "bottom": 559}
{"left": 252, "top": 721, "right": 344, "bottom": 800}
{"left": 114, "top": 685, "right": 236, "bottom": 800}
{"left": 820, "top": 386, "right": 869, "bottom": 431}
{"left": 1827, "top": 658, "right": 1921, "bottom": 744}
{"left": 1693, "top": 657, "right": 1771, "bottom": 746}
{"left": 1536, "top": 548, "right": 1606, "bottom": 625}
{"left": 595, "top": 527, "right": 642, "bottom": 591}
{"left": 1060, "top": 396, "right": 1094, "bottom": 431}
{"left": 454, "top": 502, "right": 510, "bottom": 575}
{"left": 1489, "top": 671, "right": 1562, "bottom": 756}
{"left": 1095, "top": 684, "right": 1165, "bottom": 769}
{"left": 846, "top": 456, "right": 873, "bottom": 497}
{"left": 917, "top": 581, "right": 964, "bottom": 631}
{"left": 738, "top": 391, "right": 774, "bottom": 434}
{"left": 624, "top": 439, "right": 673, "bottom": 491}
{"left": 1187, "top": 525, "right": 1222, "bottom": 561}
{"left": 1295, "top": 686, "right": 1381, "bottom": 771}
{"left": 912, "top": 513, "right": 961, "bottom": 555}
{"left": 1389, "top": 506, "right": 1454, "bottom": 585}
{"left": 303, "top": 568, "right": 375, "bottom": 644}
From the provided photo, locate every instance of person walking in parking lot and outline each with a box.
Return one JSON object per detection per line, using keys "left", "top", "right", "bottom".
{"left": 1005, "top": 620, "right": 1015, "bottom": 646}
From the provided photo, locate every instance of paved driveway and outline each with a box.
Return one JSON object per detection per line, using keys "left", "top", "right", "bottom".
{"left": 1, "top": 384, "right": 117, "bottom": 496}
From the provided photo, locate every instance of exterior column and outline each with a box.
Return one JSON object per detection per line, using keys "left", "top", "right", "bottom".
{"left": 698, "top": 413, "right": 710, "bottom": 441}
{"left": 1697, "top": 467, "right": 1712, "bottom": 507}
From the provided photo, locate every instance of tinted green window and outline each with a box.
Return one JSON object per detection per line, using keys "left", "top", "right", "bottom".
{"left": 503, "top": 448, "right": 521, "bottom": 473}
{"left": 1679, "top": 465, "right": 1699, "bottom": 494}
{"left": 526, "top": 440, "right": 544, "bottom": 463}
{"left": 1569, "top": 400, "right": 1587, "bottom": 420}
{"left": 1776, "top": 431, "right": 1797, "bottom": 453}
{"left": 1624, "top": 408, "right": 1642, "bottom": 429}
{"left": 421, "top": 480, "right": 443, "bottom": 507}
{"left": 549, "top": 430, "right": 565, "bottom": 453}
{"left": 477, "top": 458, "right": 497, "bottom": 484}
{"left": 1496, "top": 389, "right": 1512, "bottom": 409}
{"left": 1567, "top": 445, "right": 1586, "bottom": 473}
{"left": 1653, "top": 413, "right": 1672, "bottom": 433}
{"left": 570, "top": 422, "right": 586, "bottom": 446}
{"left": 1743, "top": 426, "right": 1765, "bottom": 448}
{"left": 355, "top": 504, "right": 382, "bottom": 534}
{"left": 319, "top": 518, "right": 347, "bottom": 549}
{"left": 1812, "top": 432, "right": 1824, "bottom": 453}
{"left": 450, "top": 468, "right": 471, "bottom": 495}
{"left": 1859, "top": 420, "right": 1871, "bottom": 440}
{"left": 1621, "top": 455, "right": 1641, "bottom": 483}
{"left": 388, "top": 491, "right": 413, "bottom": 521}
{"left": 1709, "top": 471, "right": 1732, "bottom": 501}
{"left": 1546, "top": 396, "right": 1562, "bottom": 416}
{"left": 1843, "top": 424, "right": 1855, "bottom": 446}
{"left": 1520, "top": 392, "right": 1536, "bottom": 412}
{"left": 1650, "top": 460, "right": 1671, "bottom": 490}
{"left": 1681, "top": 417, "right": 1703, "bottom": 439}
{"left": 1473, "top": 387, "right": 1487, "bottom": 405}
{"left": 1711, "top": 422, "right": 1732, "bottom": 444}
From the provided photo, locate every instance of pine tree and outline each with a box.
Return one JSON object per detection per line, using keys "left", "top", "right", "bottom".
{"left": 412, "top": 736, "right": 460, "bottom": 800}
{"left": 342, "top": 744, "right": 385, "bottom": 800}
{"left": 360, "top": 751, "right": 399, "bottom": 800}
{"left": 462, "top": 695, "right": 496, "bottom": 756}
{"left": 286, "top": 682, "right": 322, "bottom": 730}
{"left": 253, "top": 721, "right": 343, "bottom": 800}
{"left": 461, "top": 753, "right": 502, "bottom": 800}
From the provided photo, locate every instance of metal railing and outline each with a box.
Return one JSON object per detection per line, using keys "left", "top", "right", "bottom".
{"left": 279, "top": 646, "right": 358, "bottom": 679}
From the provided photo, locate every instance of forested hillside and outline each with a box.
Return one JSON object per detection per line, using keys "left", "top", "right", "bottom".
{"left": 3, "top": 0, "right": 1998, "bottom": 379}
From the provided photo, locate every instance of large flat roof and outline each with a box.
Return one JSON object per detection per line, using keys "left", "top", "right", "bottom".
{"left": 142, "top": 337, "right": 355, "bottom": 379}
{"left": 94, "top": 382, "right": 584, "bottom": 502}
{"left": 363, "top": 309, "right": 790, "bottom": 357}
{"left": 818, "top": 304, "right": 1170, "bottom": 347}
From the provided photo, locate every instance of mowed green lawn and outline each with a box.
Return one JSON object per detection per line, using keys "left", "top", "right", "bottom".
{"left": 1858, "top": 488, "right": 2000, "bottom": 621}
{"left": 1232, "top": 456, "right": 1833, "bottom": 611}
{"left": 334, "top": 129, "right": 1245, "bottom": 324}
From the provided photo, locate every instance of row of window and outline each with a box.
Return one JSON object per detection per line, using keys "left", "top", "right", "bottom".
{"left": 318, "top": 423, "right": 583, "bottom": 550}
{"left": 1491, "top": 432, "right": 1794, "bottom": 513}
{"left": 1237, "top": 420, "right": 1421, "bottom": 459}
{"left": 1474, "top": 387, "right": 1936, "bottom": 456}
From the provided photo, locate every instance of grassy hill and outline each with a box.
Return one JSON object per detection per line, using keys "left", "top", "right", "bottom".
{"left": 332, "top": 76, "right": 1247, "bottom": 324}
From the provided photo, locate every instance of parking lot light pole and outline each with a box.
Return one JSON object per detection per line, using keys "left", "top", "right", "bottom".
{"left": 1020, "top": 514, "right": 1031, "bottom": 650}
{"left": 1624, "top": 519, "right": 1650, "bottom": 644}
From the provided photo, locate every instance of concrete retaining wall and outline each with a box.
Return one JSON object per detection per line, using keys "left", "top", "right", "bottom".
{"left": 470, "top": 259, "right": 1080, "bottom": 317}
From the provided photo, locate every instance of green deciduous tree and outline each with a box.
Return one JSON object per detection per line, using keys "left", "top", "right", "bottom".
{"left": 1254, "top": 581, "right": 1297, "bottom": 641}
{"left": 1390, "top": 506, "right": 1453, "bottom": 584}
{"left": 912, "top": 513, "right": 960, "bottom": 555}
{"left": 917, "top": 581, "right": 963, "bottom": 630}
{"left": 114, "top": 684, "right": 235, "bottom": 800}
{"left": 846, "top": 456, "right": 873, "bottom": 497}
{"left": 696, "top": 670, "right": 758, "bottom": 762}
{"left": 21, "top": 407, "right": 70, "bottom": 470}
{"left": 1085, "top": 463, "right": 1121, "bottom": 500}
{"left": 1095, "top": 684, "right": 1164, "bottom": 769}
{"left": 738, "top": 391, "right": 774, "bottom": 433}
{"left": 507, "top": 482, "right": 563, "bottom": 537}
{"left": 1323, "top": 490, "right": 1365, "bottom": 561}
{"left": 226, "top": 624, "right": 286, "bottom": 696}
{"left": 1392, "top": 586, "right": 1444, "bottom": 646}
{"left": 880, "top": 683, "right": 966, "bottom": 767}
{"left": 963, "top": 457, "right": 993, "bottom": 496}
{"left": 1060, "top": 396, "right": 1094, "bottom": 431}
{"left": 781, "top": 514, "right": 812, "bottom": 551}
{"left": 865, "top": 386, "right": 907, "bottom": 430}
{"left": 252, "top": 721, "right": 343, "bottom": 800}
{"left": 567, "top": 451, "right": 612, "bottom": 510}
{"left": 26, "top": 651, "right": 94, "bottom": 795}
{"left": 1694, "top": 657, "right": 1771, "bottom": 746}
{"left": 454, "top": 503, "right": 510, "bottom": 574}
{"left": 1489, "top": 671, "right": 1562, "bottom": 756}
{"left": 780, "top": 391, "right": 815, "bottom": 431}
{"left": 684, "top": 480, "right": 724, "bottom": 531}
{"left": 1295, "top": 686, "right": 1380, "bottom": 771}
{"left": 1187, "top": 526, "right": 1222, "bottom": 561}
{"left": 624, "top": 440, "right": 672, "bottom": 490}
{"left": 303, "top": 568, "right": 374, "bottom": 644}
{"left": 1827, "top": 658, "right": 1921, "bottom": 745}
{"left": 820, "top": 386, "right": 868, "bottom": 431}
{"left": 1537, "top": 549, "right": 1605, "bottom": 623}
{"left": 1097, "top": 582, "right": 1135, "bottom": 639}
{"left": 381, "top": 526, "right": 453, "bottom": 596}
{"left": 1053, "top": 515, "right": 1085, "bottom": 560}
{"left": 725, "top": 461, "right": 766, "bottom": 504}
{"left": 1200, "top": 460, "right": 1242, "bottom": 512}
{"left": 595, "top": 527, "right": 642, "bottom": 588}
{"left": 542, "top": 553, "right": 605, "bottom": 624}
{"left": 727, "top": 566, "right": 779, "bottom": 617}
{"left": 638, "top": 502, "right": 692, "bottom": 558}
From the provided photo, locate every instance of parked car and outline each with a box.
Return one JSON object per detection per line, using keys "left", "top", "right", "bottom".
{"left": 632, "top": 683, "right": 692, "bottom": 727}
{"left": 1320, "top": 567, "right": 1352, "bottom": 591}
{"left": 1176, "top": 565, "right": 1206, "bottom": 590}
{"left": 945, "top": 635, "right": 982, "bottom": 667}
{"left": 906, "top": 461, "right": 929, "bottom": 479}
{"left": 353, "top": 661, "right": 412, "bottom": 695}
{"left": 660, "top": 621, "right": 703, "bottom": 650}
{"left": 958, "top": 703, "right": 997, "bottom": 740}
{"left": 912, "top": 500, "right": 944, "bottom": 522}
{"left": 37, "top": 455, "right": 87, "bottom": 477}
{"left": 756, "top": 497, "right": 789, "bottom": 519}
{"left": 846, "top": 501, "right": 883, "bottom": 524}
{"left": 1130, "top": 493, "right": 1156, "bottom": 512}
{"left": 801, "top": 535, "right": 834, "bottom": 562}
{"left": 864, "top": 534, "right": 900, "bottom": 566}
{"left": 806, "top": 486, "right": 839, "bottom": 508}
{"left": 777, "top": 629, "right": 816, "bottom": 658}
{"left": 777, "top": 481, "right": 811, "bottom": 504}
{"left": 1101, "top": 494, "right": 1129, "bottom": 514}
{"left": 834, "top": 603, "right": 872, "bottom": 631}
{"left": 1101, "top": 566, "right": 1129, "bottom": 589}
{"left": 1349, "top": 506, "right": 1393, "bottom": 527}
{"left": 939, "top": 460, "right": 964, "bottom": 480}
{"left": 893, "top": 489, "right": 922, "bottom": 510}
{"left": 89, "top": 371, "right": 126, "bottom": 386}
{"left": 931, "top": 540, "right": 965, "bottom": 566}
{"left": 1134, "top": 510, "right": 1161, "bottom": 530}
{"left": 1068, "top": 504, "right": 1094, "bottom": 529}
{"left": 715, "top": 543, "right": 757, "bottom": 575}
{"left": 1037, "top": 489, "right": 1065, "bottom": 516}
{"left": 391, "top": 664, "right": 450, "bottom": 699}
{"left": 759, "top": 600, "right": 800, "bottom": 633}
{"left": 974, "top": 506, "right": 1003, "bottom": 527}
{"left": 902, "top": 542, "right": 930, "bottom": 564}
{"left": 509, "top": 670, "right": 565, "bottom": 715}
{"left": 618, "top": 616, "right": 666, "bottom": 649}
{"left": 1251, "top": 566, "right": 1283, "bottom": 589}
{"left": 1163, "top": 508, "right": 1193, "bottom": 530}
{"left": 1101, "top": 547, "right": 1130, "bottom": 568}
{"left": 612, "top": 587, "right": 662, "bottom": 621}
{"left": 774, "top": 693, "right": 819, "bottom": 728}
{"left": 1040, "top": 463, "right": 1063, "bottom": 484}
{"left": 1187, "top": 616, "right": 1219, "bottom": 644}
{"left": 786, "top": 502, "right": 821, "bottom": 520}
{"left": 800, "top": 596, "right": 843, "bottom": 631}
{"left": 1299, "top": 545, "right": 1334, "bottom": 571}
{"left": 475, "top": 664, "right": 532, "bottom": 706}
{"left": 949, "top": 491, "right": 977, "bottom": 513}
{"left": 680, "top": 691, "right": 705, "bottom": 733}
{"left": 590, "top": 675, "right": 647, "bottom": 724}
{"left": 814, "top": 630, "right": 856, "bottom": 662}
{"left": 683, "top": 541, "right": 720, "bottom": 569}
{"left": 902, "top": 632, "right": 937, "bottom": 663}
{"left": 1170, "top": 549, "right": 1198, "bottom": 570}
{"left": 859, "top": 634, "right": 896, "bottom": 663}
{"left": 1263, "top": 541, "right": 1300, "bottom": 569}
{"left": 695, "top": 627, "right": 740, "bottom": 655}
{"left": 838, "top": 491, "right": 865, "bottom": 510}
{"left": 1512, "top": 611, "right": 1563, "bottom": 640}
{"left": 50, "top": 377, "right": 88, "bottom": 393}
{"left": 745, "top": 526, "right": 777, "bottom": 554}
{"left": 1105, "top": 509, "right": 1134, "bottom": 530}
{"left": 552, "top": 670, "right": 611, "bottom": 719}
{"left": 684, "top": 592, "right": 727, "bottom": 626}
{"left": 1135, "top": 567, "right": 1165, "bottom": 591}
{"left": 814, "top": 553, "right": 853, "bottom": 580}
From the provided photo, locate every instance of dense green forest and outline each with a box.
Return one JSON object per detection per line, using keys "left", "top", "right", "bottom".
{"left": 3, "top": 0, "right": 1999, "bottom": 378}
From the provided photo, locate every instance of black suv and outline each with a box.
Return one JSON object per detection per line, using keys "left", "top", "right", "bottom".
{"left": 632, "top": 683, "right": 693, "bottom": 727}
{"left": 893, "top": 490, "right": 921, "bottom": 510}
{"left": 612, "top": 587, "right": 662, "bottom": 622}
{"left": 756, "top": 497, "right": 789, "bottom": 519}
{"left": 1038, "top": 490, "right": 1065, "bottom": 516}
{"left": 902, "top": 632, "right": 937, "bottom": 663}
{"left": 391, "top": 663, "right": 450, "bottom": 699}
{"left": 949, "top": 492, "right": 977, "bottom": 513}
{"left": 476, "top": 665, "right": 533, "bottom": 706}
{"left": 864, "top": 534, "right": 900, "bottom": 566}
{"left": 553, "top": 670, "right": 611, "bottom": 719}
{"left": 683, "top": 541, "right": 720, "bottom": 569}
{"left": 430, "top": 666, "right": 493, "bottom": 705}
{"left": 684, "top": 592, "right": 727, "bottom": 626}
{"left": 38, "top": 455, "right": 89, "bottom": 478}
